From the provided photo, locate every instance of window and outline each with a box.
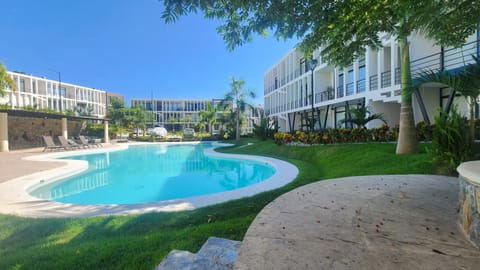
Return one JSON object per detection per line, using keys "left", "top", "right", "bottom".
{"left": 19, "top": 79, "right": 26, "bottom": 92}
{"left": 346, "top": 70, "right": 354, "bottom": 95}
{"left": 357, "top": 65, "right": 366, "bottom": 93}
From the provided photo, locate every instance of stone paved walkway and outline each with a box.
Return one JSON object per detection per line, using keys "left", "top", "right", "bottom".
{"left": 234, "top": 175, "right": 480, "bottom": 270}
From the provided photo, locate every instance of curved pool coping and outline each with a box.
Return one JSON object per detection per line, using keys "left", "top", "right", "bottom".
{"left": 0, "top": 142, "right": 298, "bottom": 218}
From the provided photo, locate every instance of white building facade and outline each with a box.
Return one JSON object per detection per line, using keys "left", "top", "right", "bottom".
{"left": 1, "top": 71, "right": 109, "bottom": 118}
{"left": 264, "top": 31, "right": 480, "bottom": 132}
{"left": 131, "top": 98, "right": 263, "bottom": 134}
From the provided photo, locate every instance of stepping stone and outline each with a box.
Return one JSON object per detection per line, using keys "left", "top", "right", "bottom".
{"left": 155, "top": 237, "right": 241, "bottom": 270}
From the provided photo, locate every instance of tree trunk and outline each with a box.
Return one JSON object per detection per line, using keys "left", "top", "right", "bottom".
{"left": 468, "top": 98, "right": 475, "bottom": 145}
{"left": 396, "top": 39, "right": 418, "bottom": 154}
{"left": 236, "top": 109, "right": 240, "bottom": 140}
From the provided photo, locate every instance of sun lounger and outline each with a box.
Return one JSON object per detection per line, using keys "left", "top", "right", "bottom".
{"left": 42, "top": 136, "right": 64, "bottom": 152}
{"left": 79, "top": 135, "right": 102, "bottom": 147}
{"left": 68, "top": 138, "right": 88, "bottom": 149}
{"left": 57, "top": 136, "right": 79, "bottom": 150}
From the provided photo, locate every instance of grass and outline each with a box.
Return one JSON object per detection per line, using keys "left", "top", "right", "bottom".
{"left": 0, "top": 140, "right": 437, "bottom": 270}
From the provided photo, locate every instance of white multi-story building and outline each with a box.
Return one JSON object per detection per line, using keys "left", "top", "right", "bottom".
{"left": 264, "top": 32, "right": 480, "bottom": 132}
{"left": 1, "top": 71, "right": 112, "bottom": 118}
{"left": 131, "top": 98, "right": 263, "bottom": 134}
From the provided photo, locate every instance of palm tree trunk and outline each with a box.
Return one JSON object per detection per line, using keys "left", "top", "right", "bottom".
{"left": 236, "top": 109, "right": 240, "bottom": 140}
{"left": 396, "top": 39, "right": 418, "bottom": 154}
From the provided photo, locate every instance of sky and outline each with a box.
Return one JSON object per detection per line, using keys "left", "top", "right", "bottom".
{"left": 0, "top": 0, "right": 298, "bottom": 106}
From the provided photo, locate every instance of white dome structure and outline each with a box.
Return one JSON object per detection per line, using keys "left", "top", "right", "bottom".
{"left": 152, "top": 127, "right": 168, "bottom": 137}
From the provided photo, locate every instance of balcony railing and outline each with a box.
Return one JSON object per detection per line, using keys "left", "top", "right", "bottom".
{"left": 369, "top": 74, "right": 378, "bottom": 91}
{"left": 394, "top": 67, "right": 401, "bottom": 85}
{"left": 381, "top": 70, "right": 391, "bottom": 88}
{"left": 265, "top": 39, "right": 479, "bottom": 108}
{"left": 319, "top": 88, "right": 335, "bottom": 102}
{"left": 346, "top": 82, "right": 354, "bottom": 96}
{"left": 337, "top": 85, "right": 344, "bottom": 98}
{"left": 357, "top": 79, "right": 366, "bottom": 93}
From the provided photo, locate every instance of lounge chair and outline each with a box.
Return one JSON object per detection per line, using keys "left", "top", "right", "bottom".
{"left": 79, "top": 135, "right": 102, "bottom": 147}
{"left": 57, "top": 136, "right": 79, "bottom": 150}
{"left": 42, "top": 136, "right": 64, "bottom": 152}
{"left": 68, "top": 138, "right": 88, "bottom": 149}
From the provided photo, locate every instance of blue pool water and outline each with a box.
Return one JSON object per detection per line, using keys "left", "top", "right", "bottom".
{"left": 30, "top": 144, "right": 276, "bottom": 204}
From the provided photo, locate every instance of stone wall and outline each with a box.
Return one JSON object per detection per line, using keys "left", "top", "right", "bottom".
{"left": 8, "top": 115, "right": 83, "bottom": 150}
{"left": 458, "top": 161, "right": 480, "bottom": 247}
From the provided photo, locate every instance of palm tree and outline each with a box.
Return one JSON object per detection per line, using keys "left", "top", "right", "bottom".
{"left": 339, "top": 107, "right": 386, "bottom": 129}
{"left": 415, "top": 55, "right": 480, "bottom": 143}
{"left": 223, "top": 77, "right": 256, "bottom": 140}
{"left": 0, "top": 63, "right": 16, "bottom": 97}
{"left": 199, "top": 102, "right": 218, "bottom": 136}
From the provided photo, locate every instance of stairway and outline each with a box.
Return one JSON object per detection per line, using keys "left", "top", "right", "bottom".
{"left": 155, "top": 237, "right": 241, "bottom": 270}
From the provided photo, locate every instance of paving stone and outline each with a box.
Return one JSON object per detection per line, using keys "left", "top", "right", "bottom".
{"left": 156, "top": 237, "right": 241, "bottom": 270}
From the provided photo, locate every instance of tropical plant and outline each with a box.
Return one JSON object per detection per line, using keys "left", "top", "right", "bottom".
{"left": 415, "top": 55, "right": 480, "bottom": 144}
{"left": 162, "top": 0, "right": 480, "bottom": 154}
{"left": 253, "top": 117, "right": 277, "bottom": 140}
{"left": 199, "top": 102, "right": 218, "bottom": 136}
{"left": 429, "top": 107, "right": 470, "bottom": 175}
{"left": 0, "top": 62, "right": 16, "bottom": 97}
{"left": 222, "top": 77, "right": 256, "bottom": 140}
{"left": 74, "top": 105, "right": 94, "bottom": 116}
{"left": 339, "top": 107, "right": 386, "bottom": 129}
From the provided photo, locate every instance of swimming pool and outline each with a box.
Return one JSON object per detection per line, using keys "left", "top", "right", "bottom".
{"left": 29, "top": 143, "right": 276, "bottom": 204}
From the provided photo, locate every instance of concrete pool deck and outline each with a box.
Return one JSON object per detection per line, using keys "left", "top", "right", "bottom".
{"left": 0, "top": 142, "right": 298, "bottom": 217}
{"left": 234, "top": 175, "right": 480, "bottom": 270}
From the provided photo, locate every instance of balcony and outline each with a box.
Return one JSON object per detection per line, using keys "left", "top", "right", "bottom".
{"left": 381, "top": 70, "right": 391, "bottom": 88}
{"left": 336, "top": 86, "right": 344, "bottom": 98}
{"left": 356, "top": 79, "right": 366, "bottom": 93}
{"left": 346, "top": 82, "right": 354, "bottom": 96}
{"left": 369, "top": 75, "right": 378, "bottom": 91}
{"left": 319, "top": 88, "right": 335, "bottom": 102}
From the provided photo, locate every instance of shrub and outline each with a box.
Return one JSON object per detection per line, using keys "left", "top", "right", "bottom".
{"left": 253, "top": 118, "right": 277, "bottom": 140}
{"left": 429, "top": 107, "right": 471, "bottom": 175}
{"left": 416, "top": 121, "right": 434, "bottom": 141}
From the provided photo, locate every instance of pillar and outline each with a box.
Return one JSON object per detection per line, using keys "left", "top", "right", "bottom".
{"left": 104, "top": 120, "right": 109, "bottom": 144}
{"left": 0, "top": 113, "right": 9, "bottom": 152}
{"left": 61, "top": 117, "right": 68, "bottom": 138}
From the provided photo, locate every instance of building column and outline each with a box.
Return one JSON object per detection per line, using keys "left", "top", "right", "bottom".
{"left": 104, "top": 120, "right": 109, "bottom": 144}
{"left": 0, "top": 113, "right": 9, "bottom": 152}
{"left": 61, "top": 117, "right": 68, "bottom": 138}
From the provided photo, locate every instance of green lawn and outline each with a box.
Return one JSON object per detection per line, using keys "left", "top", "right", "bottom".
{"left": 0, "top": 140, "right": 437, "bottom": 270}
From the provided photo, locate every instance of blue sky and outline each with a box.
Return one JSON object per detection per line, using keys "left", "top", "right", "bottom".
{"left": 0, "top": 0, "right": 298, "bottom": 105}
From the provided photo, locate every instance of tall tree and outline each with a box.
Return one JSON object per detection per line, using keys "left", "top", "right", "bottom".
{"left": 0, "top": 63, "right": 16, "bottom": 97}
{"left": 107, "top": 97, "right": 128, "bottom": 136}
{"left": 199, "top": 102, "right": 218, "bottom": 136}
{"left": 223, "top": 77, "right": 255, "bottom": 140}
{"left": 162, "top": 0, "right": 480, "bottom": 154}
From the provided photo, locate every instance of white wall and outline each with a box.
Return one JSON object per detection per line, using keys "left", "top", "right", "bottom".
{"left": 368, "top": 101, "right": 400, "bottom": 128}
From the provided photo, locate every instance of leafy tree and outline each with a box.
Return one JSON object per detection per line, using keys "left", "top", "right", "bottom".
{"left": 416, "top": 55, "right": 480, "bottom": 144}
{"left": 199, "top": 102, "right": 219, "bottom": 136}
{"left": 128, "top": 104, "right": 151, "bottom": 135}
{"left": 107, "top": 97, "right": 129, "bottom": 136}
{"left": 162, "top": 0, "right": 480, "bottom": 154}
{"left": 0, "top": 63, "right": 16, "bottom": 97}
{"left": 222, "top": 77, "right": 255, "bottom": 140}
{"left": 339, "top": 107, "right": 386, "bottom": 129}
